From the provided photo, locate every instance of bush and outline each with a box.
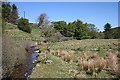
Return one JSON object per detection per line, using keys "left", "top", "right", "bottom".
{"left": 17, "top": 18, "right": 31, "bottom": 33}
{"left": 47, "top": 32, "right": 63, "bottom": 42}
{"left": 41, "top": 28, "right": 57, "bottom": 38}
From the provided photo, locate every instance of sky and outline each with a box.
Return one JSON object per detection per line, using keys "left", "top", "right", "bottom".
{"left": 11, "top": 2, "right": 118, "bottom": 31}
{"left": 9, "top": 0, "right": 120, "bottom": 2}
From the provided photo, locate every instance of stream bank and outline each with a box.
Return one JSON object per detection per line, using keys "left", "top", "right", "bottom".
{"left": 9, "top": 43, "right": 40, "bottom": 79}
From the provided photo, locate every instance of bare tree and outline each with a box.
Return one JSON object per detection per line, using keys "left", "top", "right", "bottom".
{"left": 38, "top": 13, "right": 54, "bottom": 29}
{"left": 38, "top": 13, "right": 48, "bottom": 28}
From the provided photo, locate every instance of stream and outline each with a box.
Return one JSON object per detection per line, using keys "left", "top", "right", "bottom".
{"left": 10, "top": 50, "right": 39, "bottom": 79}
{"left": 25, "top": 52, "right": 38, "bottom": 77}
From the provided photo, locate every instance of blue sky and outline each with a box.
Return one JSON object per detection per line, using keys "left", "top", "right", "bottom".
{"left": 11, "top": 2, "right": 118, "bottom": 31}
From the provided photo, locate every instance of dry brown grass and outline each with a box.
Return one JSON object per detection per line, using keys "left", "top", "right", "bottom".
{"left": 57, "top": 50, "right": 66, "bottom": 57}
{"left": 48, "top": 49, "right": 74, "bottom": 62}
{"left": 94, "top": 57, "right": 107, "bottom": 72}
{"left": 49, "top": 50, "right": 58, "bottom": 56}
{"left": 78, "top": 52, "right": 119, "bottom": 78}
{"left": 78, "top": 54, "right": 107, "bottom": 75}
{"left": 63, "top": 52, "right": 74, "bottom": 62}
{"left": 105, "top": 53, "right": 119, "bottom": 75}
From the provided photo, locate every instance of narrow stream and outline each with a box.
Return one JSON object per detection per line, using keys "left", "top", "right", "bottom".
{"left": 27, "top": 52, "right": 38, "bottom": 76}
{"left": 10, "top": 51, "right": 39, "bottom": 79}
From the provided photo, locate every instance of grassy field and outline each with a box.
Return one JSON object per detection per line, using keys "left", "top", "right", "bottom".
{"left": 30, "top": 39, "right": 119, "bottom": 78}
{"left": 1, "top": 22, "right": 119, "bottom": 78}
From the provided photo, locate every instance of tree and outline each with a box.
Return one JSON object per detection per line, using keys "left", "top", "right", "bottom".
{"left": 53, "top": 19, "right": 90, "bottom": 40}
{"left": 73, "top": 19, "right": 89, "bottom": 40}
{"left": 38, "top": 13, "right": 54, "bottom": 37}
{"left": 97, "top": 31, "right": 104, "bottom": 39}
{"left": 2, "top": 2, "right": 11, "bottom": 22}
{"left": 67, "top": 22, "right": 75, "bottom": 37}
{"left": 104, "top": 23, "right": 112, "bottom": 39}
{"left": 2, "top": 3, "right": 19, "bottom": 24}
{"left": 10, "top": 4, "right": 19, "bottom": 24}
{"left": 85, "top": 23, "right": 99, "bottom": 39}
{"left": 53, "top": 21, "right": 67, "bottom": 36}
{"left": 2, "top": 2, "right": 6, "bottom": 19}
{"left": 17, "top": 18, "right": 31, "bottom": 33}
{"left": 38, "top": 13, "right": 48, "bottom": 27}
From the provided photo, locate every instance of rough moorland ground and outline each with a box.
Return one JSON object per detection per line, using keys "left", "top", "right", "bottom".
{"left": 30, "top": 39, "right": 119, "bottom": 78}
{"left": 1, "top": 22, "right": 119, "bottom": 78}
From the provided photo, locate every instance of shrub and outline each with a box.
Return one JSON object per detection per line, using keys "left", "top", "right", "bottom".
{"left": 17, "top": 18, "right": 31, "bottom": 33}
{"left": 47, "top": 32, "right": 63, "bottom": 42}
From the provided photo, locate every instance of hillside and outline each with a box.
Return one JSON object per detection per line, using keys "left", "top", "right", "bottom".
{"left": 1, "top": 2, "right": 119, "bottom": 79}
{"left": 111, "top": 27, "right": 120, "bottom": 38}
{"left": 3, "top": 22, "right": 45, "bottom": 44}
{"left": 1, "top": 22, "right": 119, "bottom": 78}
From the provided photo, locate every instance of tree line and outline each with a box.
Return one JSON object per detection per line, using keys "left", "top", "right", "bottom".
{"left": 52, "top": 20, "right": 120, "bottom": 39}
{"left": 2, "top": 2, "right": 19, "bottom": 24}
{"left": 38, "top": 13, "right": 120, "bottom": 40}
{"left": 52, "top": 20, "right": 99, "bottom": 40}
{"left": 104, "top": 23, "right": 120, "bottom": 39}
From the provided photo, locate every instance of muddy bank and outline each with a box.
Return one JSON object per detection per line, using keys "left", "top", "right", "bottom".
{"left": 2, "top": 35, "right": 27, "bottom": 79}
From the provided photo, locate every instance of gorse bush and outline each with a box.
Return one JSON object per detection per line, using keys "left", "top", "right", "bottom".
{"left": 17, "top": 18, "right": 31, "bottom": 33}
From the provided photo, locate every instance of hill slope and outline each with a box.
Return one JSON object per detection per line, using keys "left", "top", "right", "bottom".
{"left": 3, "top": 23, "right": 45, "bottom": 44}
{"left": 1, "top": 22, "right": 119, "bottom": 78}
